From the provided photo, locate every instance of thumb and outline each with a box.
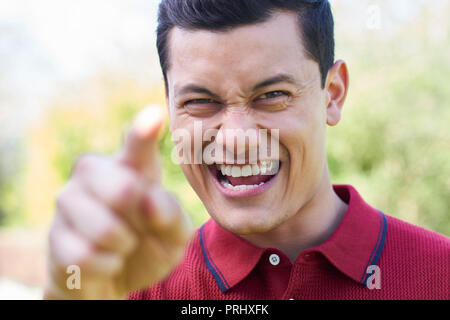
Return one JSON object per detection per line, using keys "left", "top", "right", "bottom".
{"left": 117, "top": 104, "right": 166, "bottom": 184}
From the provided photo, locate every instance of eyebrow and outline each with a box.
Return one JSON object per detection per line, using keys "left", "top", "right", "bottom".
{"left": 174, "top": 73, "right": 299, "bottom": 99}
{"left": 174, "top": 85, "right": 221, "bottom": 100}
{"left": 251, "top": 73, "right": 299, "bottom": 91}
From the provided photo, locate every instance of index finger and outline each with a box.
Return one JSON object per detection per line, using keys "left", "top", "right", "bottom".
{"left": 116, "top": 105, "right": 166, "bottom": 184}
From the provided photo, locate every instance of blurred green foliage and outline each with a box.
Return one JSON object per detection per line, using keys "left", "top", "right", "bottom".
{"left": 328, "top": 15, "right": 450, "bottom": 234}
{"left": 0, "top": 142, "right": 25, "bottom": 226}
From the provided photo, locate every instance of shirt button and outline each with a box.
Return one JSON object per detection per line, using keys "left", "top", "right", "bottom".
{"left": 269, "top": 253, "right": 280, "bottom": 266}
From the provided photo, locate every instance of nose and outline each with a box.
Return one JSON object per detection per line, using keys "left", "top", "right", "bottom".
{"left": 217, "top": 111, "right": 260, "bottom": 164}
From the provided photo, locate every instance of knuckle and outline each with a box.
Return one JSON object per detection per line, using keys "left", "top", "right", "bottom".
{"left": 95, "top": 225, "right": 121, "bottom": 244}
{"left": 154, "top": 190, "right": 181, "bottom": 225}
{"left": 55, "top": 181, "right": 81, "bottom": 214}
{"left": 71, "top": 246, "right": 94, "bottom": 271}
{"left": 72, "top": 153, "right": 101, "bottom": 177}
{"left": 94, "top": 224, "right": 132, "bottom": 251}
{"left": 164, "top": 194, "right": 188, "bottom": 226}
{"left": 55, "top": 184, "right": 72, "bottom": 212}
{"left": 114, "top": 173, "right": 141, "bottom": 208}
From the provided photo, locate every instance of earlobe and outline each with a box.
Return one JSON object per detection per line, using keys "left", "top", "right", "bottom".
{"left": 326, "top": 101, "right": 342, "bottom": 126}
{"left": 325, "top": 60, "right": 349, "bottom": 127}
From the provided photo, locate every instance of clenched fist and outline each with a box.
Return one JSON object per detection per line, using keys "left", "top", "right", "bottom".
{"left": 44, "top": 106, "right": 193, "bottom": 299}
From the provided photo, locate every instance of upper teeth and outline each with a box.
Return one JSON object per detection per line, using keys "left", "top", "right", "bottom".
{"left": 216, "top": 160, "right": 280, "bottom": 177}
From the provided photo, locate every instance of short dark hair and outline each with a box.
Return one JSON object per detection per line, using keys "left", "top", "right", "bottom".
{"left": 157, "top": 0, "right": 334, "bottom": 91}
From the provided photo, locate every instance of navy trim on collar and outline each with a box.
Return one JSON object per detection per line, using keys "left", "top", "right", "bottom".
{"left": 199, "top": 225, "right": 230, "bottom": 293}
{"left": 360, "top": 210, "right": 388, "bottom": 285}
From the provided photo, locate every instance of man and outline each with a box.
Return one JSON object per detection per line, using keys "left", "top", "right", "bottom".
{"left": 45, "top": 0, "right": 449, "bottom": 300}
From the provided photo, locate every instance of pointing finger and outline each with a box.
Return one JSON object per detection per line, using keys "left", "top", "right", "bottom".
{"left": 117, "top": 105, "right": 166, "bottom": 184}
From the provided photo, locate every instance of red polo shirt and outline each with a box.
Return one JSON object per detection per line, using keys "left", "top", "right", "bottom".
{"left": 128, "top": 185, "right": 450, "bottom": 300}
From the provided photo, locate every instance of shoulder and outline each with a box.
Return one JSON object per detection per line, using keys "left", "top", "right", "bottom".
{"left": 370, "top": 215, "right": 450, "bottom": 300}
{"left": 377, "top": 214, "right": 449, "bottom": 298}
{"left": 383, "top": 214, "right": 450, "bottom": 255}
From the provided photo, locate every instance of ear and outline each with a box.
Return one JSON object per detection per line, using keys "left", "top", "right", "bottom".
{"left": 324, "top": 60, "right": 349, "bottom": 126}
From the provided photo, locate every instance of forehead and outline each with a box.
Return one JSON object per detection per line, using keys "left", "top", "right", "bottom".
{"left": 166, "top": 11, "right": 314, "bottom": 93}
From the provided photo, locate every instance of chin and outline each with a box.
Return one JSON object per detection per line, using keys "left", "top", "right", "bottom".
{"left": 211, "top": 207, "right": 283, "bottom": 236}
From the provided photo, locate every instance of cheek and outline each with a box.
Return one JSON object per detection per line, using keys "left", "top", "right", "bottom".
{"left": 278, "top": 107, "right": 322, "bottom": 150}
{"left": 172, "top": 113, "right": 225, "bottom": 163}
{"left": 170, "top": 116, "right": 202, "bottom": 165}
{"left": 278, "top": 102, "right": 327, "bottom": 184}
{"left": 286, "top": 95, "right": 326, "bottom": 148}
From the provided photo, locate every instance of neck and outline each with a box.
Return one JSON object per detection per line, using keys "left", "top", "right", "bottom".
{"left": 242, "top": 166, "right": 348, "bottom": 263}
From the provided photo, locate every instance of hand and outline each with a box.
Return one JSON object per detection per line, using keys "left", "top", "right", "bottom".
{"left": 44, "top": 106, "right": 193, "bottom": 299}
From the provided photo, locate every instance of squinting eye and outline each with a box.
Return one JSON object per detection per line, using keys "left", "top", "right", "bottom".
{"left": 257, "top": 91, "right": 288, "bottom": 100}
{"left": 185, "top": 98, "right": 216, "bottom": 105}
{"left": 182, "top": 98, "right": 222, "bottom": 117}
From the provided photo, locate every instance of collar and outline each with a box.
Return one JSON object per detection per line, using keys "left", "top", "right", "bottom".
{"left": 199, "top": 184, "right": 387, "bottom": 293}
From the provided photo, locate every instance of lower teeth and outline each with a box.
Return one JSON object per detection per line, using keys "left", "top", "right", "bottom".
{"left": 220, "top": 180, "right": 264, "bottom": 191}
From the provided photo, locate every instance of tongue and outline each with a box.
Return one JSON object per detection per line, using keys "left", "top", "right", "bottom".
{"left": 228, "top": 174, "right": 273, "bottom": 186}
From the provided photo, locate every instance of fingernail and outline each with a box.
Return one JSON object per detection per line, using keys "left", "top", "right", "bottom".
{"left": 133, "top": 104, "right": 165, "bottom": 138}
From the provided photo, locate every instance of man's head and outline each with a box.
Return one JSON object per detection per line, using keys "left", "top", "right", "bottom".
{"left": 156, "top": 0, "right": 349, "bottom": 235}
{"left": 157, "top": 0, "right": 335, "bottom": 90}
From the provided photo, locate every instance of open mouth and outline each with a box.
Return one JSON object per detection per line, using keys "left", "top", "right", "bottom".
{"left": 208, "top": 160, "right": 281, "bottom": 197}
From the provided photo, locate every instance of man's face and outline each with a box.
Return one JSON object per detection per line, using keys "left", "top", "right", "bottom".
{"left": 166, "top": 11, "right": 330, "bottom": 235}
